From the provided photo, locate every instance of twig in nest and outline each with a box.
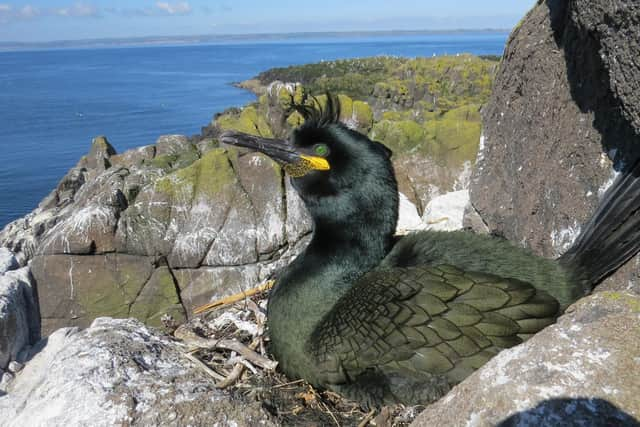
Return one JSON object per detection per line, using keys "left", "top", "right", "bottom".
{"left": 216, "top": 362, "right": 245, "bottom": 389}
{"left": 174, "top": 329, "right": 278, "bottom": 371}
{"left": 215, "top": 338, "right": 262, "bottom": 388}
{"left": 193, "top": 280, "right": 274, "bottom": 315}
{"left": 182, "top": 351, "right": 226, "bottom": 381}
{"left": 240, "top": 359, "right": 258, "bottom": 374}
{"left": 216, "top": 338, "right": 277, "bottom": 370}
{"left": 357, "top": 409, "right": 376, "bottom": 427}
{"left": 320, "top": 400, "right": 341, "bottom": 427}
{"left": 272, "top": 379, "right": 306, "bottom": 389}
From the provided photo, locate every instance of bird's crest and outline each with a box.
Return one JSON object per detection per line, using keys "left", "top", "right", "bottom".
{"left": 291, "top": 93, "right": 342, "bottom": 130}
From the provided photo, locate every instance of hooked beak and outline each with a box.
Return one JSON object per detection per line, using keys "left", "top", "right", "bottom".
{"left": 220, "top": 130, "right": 330, "bottom": 175}
{"left": 220, "top": 131, "right": 299, "bottom": 164}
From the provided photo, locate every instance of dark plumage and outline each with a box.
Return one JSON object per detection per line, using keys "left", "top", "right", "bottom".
{"left": 220, "top": 95, "right": 640, "bottom": 407}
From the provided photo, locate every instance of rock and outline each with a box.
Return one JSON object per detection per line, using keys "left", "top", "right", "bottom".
{"left": 77, "top": 136, "right": 117, "bottom": 173}
{"left": 234, "top": 153, "right": 287, "bottom": 257}
{"left": 0, "top": 318, "right": 277, "bottom": 426}
{"left": 423, "top": 190, "right": 469, "bottom": 231}
{"left": 0, "top": 248, "right": 18, "bottom": 274}
{"left": 128, "top": 266, "right": 186, "bottom": 327}
{"left": 50, "top": 167, "right": 88, "bottom": 209}
{"left": 0, "top": 372, "right": 14, "bottom": 391}
{"left": 3, "top": 131, "right": 312, "bottom": 333}
{"left": 174, "top": 265, "right": 261, "bottom": 314}
{"left": 411, "top": 292, "right": 640, "bottom": 427}
{"left": 393, "top": 156, "right": 473, "bottom": 214}
{"left": 30, "top": 254, "right": 186, "bottom": 335}
{"left": 7, "top": 361, "right": 23, "bottom": 374}
{"left": 396, "top": 192, "right": 425, "bottom": 234}
{"left": 467, "top": 0, "right": 640, "bottom": 293}
{"left": 155, "top": 134, "right": 194, "bottom": 157}
{"left": 109, "top": 144, "right": 156, "bottom": 168}
{"left": 0, "top": 267, "right": 39, "bottom": 370}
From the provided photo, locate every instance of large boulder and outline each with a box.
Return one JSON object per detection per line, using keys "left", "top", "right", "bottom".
{"left": 467, "top": 0, "right": 640, "bottom": 293}
{"left": 0, "top": 317, "right": 276, "bottom": 426}
{"left": 411, "top": 292, "right": 640, "bottom": 426}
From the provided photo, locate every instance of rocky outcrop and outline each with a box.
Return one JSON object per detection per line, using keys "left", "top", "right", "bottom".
{"left": 467, "top": 0, "right": 640, "bottom": 294}
{"left": 0, "top": 317, "right": 276, "bottom": 426}
{"left": 0, "top": 130, "right": 315, "bottom": 335}
{"left": 411, "top": 292, "right": 640, "bottom": 426}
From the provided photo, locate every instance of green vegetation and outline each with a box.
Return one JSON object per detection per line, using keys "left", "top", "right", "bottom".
{"left": 155, "top": 149, "right": 236, "bottom": 199}
{"left": 254, "top": 54, "right": 497, "bottom": 109}
{"left": 371, "top": 104, "right": 482, "bottom": 166}
{"left": 210, "top": 54, "right": 497, "bottom": 173}
{"left": 256, "top": 56, "right": 408, "bottom": 99}
{"left": 216, "top": 105, "right": 273, "bottom": 137}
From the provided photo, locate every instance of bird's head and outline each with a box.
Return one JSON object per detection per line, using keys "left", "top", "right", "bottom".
{"left": 222, "top": 95, "right": 399, "bottom": 263}
{"left": 222, "top": 95, "right": 395, "bottom": 197}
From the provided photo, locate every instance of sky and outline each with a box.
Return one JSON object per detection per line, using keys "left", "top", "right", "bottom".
{"left": 0, "top": 1, "right": 535, "bottom": 43}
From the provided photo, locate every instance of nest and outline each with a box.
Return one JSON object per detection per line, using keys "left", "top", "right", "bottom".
{"left": 167, "top": 283, "right": 424, "bottom": 426}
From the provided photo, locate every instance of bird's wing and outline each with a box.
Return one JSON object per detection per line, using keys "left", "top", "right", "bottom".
{"left": 307, "top": 264, "right": 559, "bottom": 386}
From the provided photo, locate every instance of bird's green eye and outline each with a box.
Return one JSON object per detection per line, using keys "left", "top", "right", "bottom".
{"left": 314, "top": 144, "right": 329, "bottom": 157}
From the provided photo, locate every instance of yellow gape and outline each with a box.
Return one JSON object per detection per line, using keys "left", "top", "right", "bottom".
{"left": 284, "top": 155, "right": 330, "bottom": 177}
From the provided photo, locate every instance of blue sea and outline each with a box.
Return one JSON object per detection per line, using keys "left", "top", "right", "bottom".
{"left": 0, "top": 32, "right": 508, "bottom": 229}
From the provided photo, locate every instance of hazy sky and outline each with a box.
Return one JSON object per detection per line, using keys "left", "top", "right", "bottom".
{"left": 0, "top": 1, "right": 535, "bottom": 42}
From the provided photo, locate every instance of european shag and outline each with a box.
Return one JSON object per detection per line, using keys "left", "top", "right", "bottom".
{"left": 220, "top": 96, "right": 640, "bottom": 406}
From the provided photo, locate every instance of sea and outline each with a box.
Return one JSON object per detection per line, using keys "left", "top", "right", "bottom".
{"left": 0, "top": 32, "right": 508, "bottom": 229}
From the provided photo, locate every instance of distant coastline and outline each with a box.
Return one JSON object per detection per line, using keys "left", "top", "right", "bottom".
{"left": 0, "top": 29, "right": 510, "bottom": 52}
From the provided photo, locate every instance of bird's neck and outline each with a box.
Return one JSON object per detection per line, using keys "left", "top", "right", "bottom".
{"left": 267, "top": 189, "right": 398, "bottom": 377}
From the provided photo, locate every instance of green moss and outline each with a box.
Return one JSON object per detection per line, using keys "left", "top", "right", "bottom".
{"left": 76, "top": 256, "right": 151, "bottom": 319}
{"left": 337, "top": 94, "right": 354, "bottom": 122}
{"left": 371, "top": 120, "right": 427, "bottom": 155}
{"left": 155, "top": 149, "right": 236, "bottom": 200}
{"left": 287, "top": 110, "right": 305, "bottom": 127}
{"left": 352, "top": 101, "right": 373, "bottom": 128}
{"left": 423, "top": 105, "right": 482, "bottom": 166}
{"left": 129, "top": 267, "right": 187, "bottom": 327}
{"left": 146, "top": 147, "right": 200, "bottom": 171}
{"left": 216, "top": 105, "right": 273, "bottom": 137}
{"left": 147, "top": 154, "right": 177, "bottom": 170}
{"left": 371, "top": 104, "right": 481, "bottom": 166}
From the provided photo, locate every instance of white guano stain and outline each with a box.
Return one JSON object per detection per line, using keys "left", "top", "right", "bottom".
{"left": 550, "top": 221, "right": 581, "bottom": 257}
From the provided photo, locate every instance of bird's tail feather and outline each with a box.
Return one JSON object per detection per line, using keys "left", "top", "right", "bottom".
{"left": 560, "top": 159, "right": 640, "bottom": 291}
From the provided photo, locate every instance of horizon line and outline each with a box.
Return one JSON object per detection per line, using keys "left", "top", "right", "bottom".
{"left": 0, "top": 28, "right": 511, "bottom": 51}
